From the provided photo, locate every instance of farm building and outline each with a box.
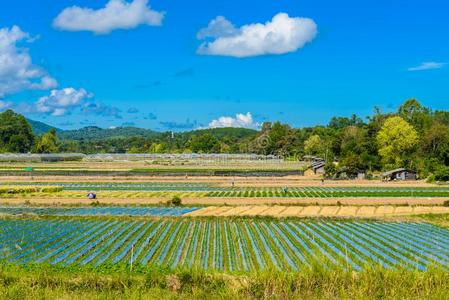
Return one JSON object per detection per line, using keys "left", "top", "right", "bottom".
{"left": 312, "top": 160, "right": 325, "bottom": 174}
{"left": 335, "top": 167, "right": 366, "bottom": 180}
{"left": 303, "top": 156, "right": 326, "bottom": 174}
{"left": 381, "top": 168, "right": 417, "bottom": 181}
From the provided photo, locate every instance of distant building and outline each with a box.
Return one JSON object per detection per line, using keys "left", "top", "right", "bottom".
{"left": 335, "top": 167, "right": 366, "bottom": 180}
{"left": 312, "top": 160, "right": 325, "bottom": 174}
{"left": 381, "top": 168, "right": 417, "bottom": 181}
{"left": 303, "top": 156, "right": 326, "bottom": 174}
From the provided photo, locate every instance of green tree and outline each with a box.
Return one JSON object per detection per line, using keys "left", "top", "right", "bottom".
{"left": 149, "top": 143, "right": 165, "bottom": 153}
{"left": 34, "top": 129, "right": 58, "bottom": 153}
{"left": 304, "top": 134, "right": 324, "bottom": 156}
{"left": 421, "top": 122, "right": 449, "bottom": 168}
{"left": 398, "top": 99, "right": 431, "bottom": 132}
{"left": 376, "top": 116, "right": 418, "bottom": 168}
{"left": 188, "top": 133, "right": 219, "bottom": 153}
{"left": 0, "top": 109, "right": 35, "bottom": 153}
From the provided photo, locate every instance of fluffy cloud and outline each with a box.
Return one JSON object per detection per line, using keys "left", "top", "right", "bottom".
{"left": 53, "top": 0, "right": 164, "bottom": 34}
{"left": 0, "top": 26, "right": 57, "bottom": 97}
{"left": 196, "top": 16, "right": 239, "bottom": 39}
{"left": 35, "top": 88, "right": 92, "bottom": 116}
{"left": 208, "top": 112, "right": 258, "bottom": 129}
{"left": 197, "top": 13, "right": 317, "bottom": 58}
{"left": 408, "top": 62, "right": 446, "bottom": 71}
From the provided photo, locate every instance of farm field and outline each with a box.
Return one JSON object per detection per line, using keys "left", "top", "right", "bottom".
{"left": 186, "top": 205, "right": 449, "bottom": 217}
{"left": 1, "top": 217, "right": 448, "bottom": 272}
{"left": 0, "top": 206, "right": 199, "bottom": 217}
{"left": 1, "top": 194, "right": 447, "bottom": 206}
{"left": 2, "top": 204, "right": 448, "bottom": 218}
{"left": 3, "top": 182, "right": 449, "bottom": 197}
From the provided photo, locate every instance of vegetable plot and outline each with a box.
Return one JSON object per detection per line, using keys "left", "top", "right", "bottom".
{"left": 0, "top": 206, "right": 199, "bottom": 217}
{"left": 1, "top": 219, "right": 448, "bottom": 272}
{"left": 3, "top": 183, "right": 449, "bottom": 197}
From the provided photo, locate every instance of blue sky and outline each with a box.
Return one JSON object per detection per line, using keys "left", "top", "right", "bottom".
{"left": 0, "top": 0, "right": 448, "bottom": 131}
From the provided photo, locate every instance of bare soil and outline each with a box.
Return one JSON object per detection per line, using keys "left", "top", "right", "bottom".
{"left": 185, "top": 205, "right": 449, "bottom": 218}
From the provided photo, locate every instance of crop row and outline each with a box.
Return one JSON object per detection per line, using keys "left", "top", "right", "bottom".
{"left": 206, "top": 187, "right": 449, "bottom": 198}
{"left": 0, "top": 206, "right": 199, "bottom": 217}
{"left": 2, "top": 186, "right": 449, "bottom": 199}
{"left": 0, "top": 191, "right": 208, "bottom": 199}
{"left": 1, "top": 218, "right": 448, "bottom": 271}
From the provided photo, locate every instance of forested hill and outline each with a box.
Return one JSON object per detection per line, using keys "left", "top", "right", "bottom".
{"left": 57, "top": 126, "right": 258, "bottom": 141}
{"left": 58, "top": 126, "right": 161, "bottom": 141}
{"left": 179, "top": 127, "right": 258, "bottom": 140}
{"left": 27, "top": 119, "right": 61, "bottom": 135}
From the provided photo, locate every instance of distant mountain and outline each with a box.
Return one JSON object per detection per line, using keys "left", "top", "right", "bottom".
{"left": 58, "top": 126, "right": 161, "bottom": 141}
{"left": 180, "top": 127, "right": 258, "bottom": 140}
{"left": 58, "top": 126, "right": 258, "bottom": 141}
{"left": 27, "top": 119, "right": 61, "bottom": 135}
{"left": 24, "top": 116, "right": 258, "bottom": 141}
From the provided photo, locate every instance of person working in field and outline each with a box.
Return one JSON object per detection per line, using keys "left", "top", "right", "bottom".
{"left": 87, "top": 192, "right": 97, "bottom": 199}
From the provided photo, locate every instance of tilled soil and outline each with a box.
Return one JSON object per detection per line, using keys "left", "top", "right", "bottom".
{"left": 185, "top": 205, "right": 449, "bottom": 218}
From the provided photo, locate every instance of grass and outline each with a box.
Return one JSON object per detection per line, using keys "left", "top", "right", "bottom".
{"left": 0, "top": 263, "right": 448, "bottom": 299}
{"left": 412, "top": 213, "right": 449, "bottom": 229}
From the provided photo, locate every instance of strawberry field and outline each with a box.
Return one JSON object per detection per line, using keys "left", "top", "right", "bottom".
{"left": 1, "top": 218, "right": 448, "bottom": 272}
{"left": 3, "top": 182, "right": 449, "bottom": 197}
{"left": 0, "top": 206, "right": 199, "bottom": 216}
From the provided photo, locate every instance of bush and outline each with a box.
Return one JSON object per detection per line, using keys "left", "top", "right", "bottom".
{"left": 433, "top": 166, "right": 449, "bottom": 182}
{"left": 167, "top": 196, "right": 182, "bottom": 206}
{"left": 443, "top": 200, "right": 449, "bottom": 207}
{"left": 90, "top": 200, "right": 101, "bottom": 207}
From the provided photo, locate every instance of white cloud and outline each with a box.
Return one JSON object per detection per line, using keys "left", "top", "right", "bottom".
{"left": 35, "top": 88, "right": 92, "bottom": 116}
{"left": 408, "top": 62, "right": 446, "bottom": 71}
{"left": 53, "top": 0, "right": 164, "bottom": 34}
{"left": 196, "top": 16, "right": 239, "bottom": 39}
{"left": 0, "top": 26, "right": 57, "bottom": 97}
{"left": 197, "top": 13, "right": 317, "bottom": 58}
{"left": 208, "top": 112, "right": 259, "bottom": 129}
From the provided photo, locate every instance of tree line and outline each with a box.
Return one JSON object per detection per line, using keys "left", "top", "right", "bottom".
{"left": 1, "top": 99, "right": 449, "bottom": 178}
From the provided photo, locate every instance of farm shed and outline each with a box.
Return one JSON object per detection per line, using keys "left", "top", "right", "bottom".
{"left": 335, "top": 167, "right": 366, "bottom": 180}
{"left": 303, "top": 156, "right": 326, "bottom": 174}
{"left": 381, "top": 168, "right": 417, "bottom": 181}
{"left": 312, "top": 160, "right": 325, "bottom": 174}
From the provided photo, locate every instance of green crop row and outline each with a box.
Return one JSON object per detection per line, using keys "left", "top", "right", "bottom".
{"left": 0, "top": 186, "right": 63, "bottom": 194}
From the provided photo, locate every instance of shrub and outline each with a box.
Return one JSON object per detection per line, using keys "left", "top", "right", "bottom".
{"left": 433, "top": 166, "right": 449, "bottom": 182}
{"left": 90, "top": 200, "right": 101, "bottom": 207}
{"left": 168, "top": 196, "right": 182, "bottom": 206}
{"left": 443, "top": 200, "right": 449, "bottom": 207}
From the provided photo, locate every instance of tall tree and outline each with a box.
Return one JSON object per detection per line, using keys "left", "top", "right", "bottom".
{"left": 304, "top": 134, "right": 324, "bottom": 156}
{"left": 34, "top": 129, "right": 58, "bottom": 153}
{"left": 376, "top": 116, "right": 418, "bottom": 168}
{"left": 0, "top": 110, "right": 35, "bottom": 153}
